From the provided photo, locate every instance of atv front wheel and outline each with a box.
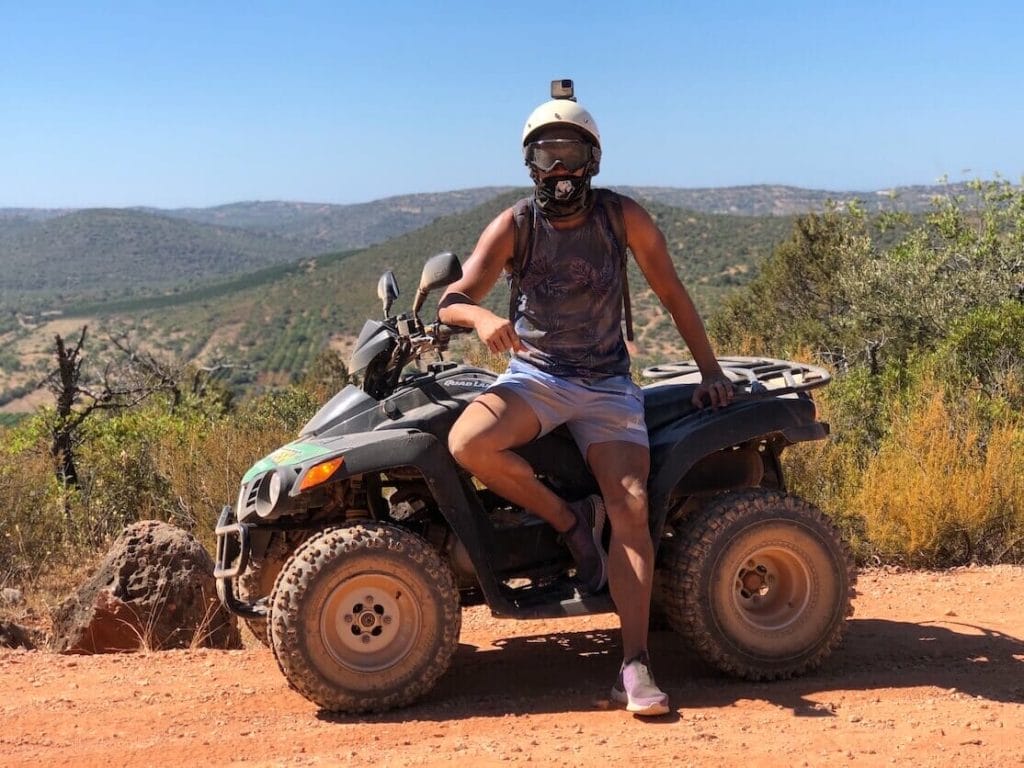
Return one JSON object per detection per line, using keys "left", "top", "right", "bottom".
{"left": 236, "top": 533, "right": 304, "bottom": 646}
{"left": 658, "top": 489, "right": 855, "bottom": 680}
{"left": 269, "top": 522, "right": 461, "bottom": 713}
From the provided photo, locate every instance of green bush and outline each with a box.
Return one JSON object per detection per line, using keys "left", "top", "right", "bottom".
{"left": 936, "top": 301, "right": 1024, "bottom": 420}
{"left": 724, "top": 179, "right": 1024, "bottom": 566}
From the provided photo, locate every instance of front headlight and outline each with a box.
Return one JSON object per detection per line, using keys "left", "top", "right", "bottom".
{"left": 268, "top": 470, "right": 283, "bottom": 507}
{"left": 255, "top": 468, "right": 294, "bottom": 519}
{"left": 236, "top": 484, "right": 248, "bottom": 518}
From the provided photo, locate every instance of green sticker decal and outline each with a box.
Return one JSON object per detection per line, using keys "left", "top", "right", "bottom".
{"left": 241, "top": 441, "right": 332, "bottom": 483}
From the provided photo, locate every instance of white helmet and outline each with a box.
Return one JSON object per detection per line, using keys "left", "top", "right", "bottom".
{"left": 521, "top": 98, "right": 601, "bottom": 148}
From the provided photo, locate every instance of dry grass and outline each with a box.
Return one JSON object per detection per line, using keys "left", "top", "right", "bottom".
{"left": 787, "top": 374, "right": 1024, "bottom": 567}
{"left": 0, "top": 398, "right": 296, "bottom": 600}
{"left": 852, "top": 388, "right": 1024, "bottom": 566}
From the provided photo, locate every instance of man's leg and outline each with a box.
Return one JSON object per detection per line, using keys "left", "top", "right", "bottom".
{"left": 585, "top": 440, "right": 653, "bottom": 658}
{"left": 587, "top": 440, "right": 669, "bottom": 715}
{"left": 448, "top": 390, "right": 574, "bottom": 532}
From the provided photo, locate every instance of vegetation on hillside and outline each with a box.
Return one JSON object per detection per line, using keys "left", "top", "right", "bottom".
{"left": 621, "top": 180, "right": 982, "bottom": 217}
{"left": 712, "top": 178, "right": 1024, "bottom": 566}
{"left": 1, "top": 191, "right": 794, "bottom": 407}
{"left": 2, "top": 179, "right": 1022, "bottom": 605}
{"left": 149, "top": 188, "right": 516, "bottom": 244}
{"left": 0, "top": 189, "right": 516, "bottom": 318}
{"left": 0, "top": 209, "right": 312, "bottom": 314}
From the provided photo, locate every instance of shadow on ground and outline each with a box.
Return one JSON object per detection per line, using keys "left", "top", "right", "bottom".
{"left": 317, "top": 616, "right": 1024, "bottom": 724}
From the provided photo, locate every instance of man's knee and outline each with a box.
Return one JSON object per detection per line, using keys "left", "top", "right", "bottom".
{"left": 605, "top": 484, "right": 649, "bottom": 531}
{"left": 447, "top": 422, "right": 477, "bottom": 469}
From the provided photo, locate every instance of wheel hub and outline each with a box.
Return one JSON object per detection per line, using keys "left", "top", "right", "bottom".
{"left": 737, "top": 561, "right": 772, "bottom": 599}
{"left": 730, "top": 546, "right": 812, "bottom": 632}
{"left": 343, "top": 595, "right": 396, "bottom": 644}
{"left": 320, "top": 573, "right": 420, "bottom": 672}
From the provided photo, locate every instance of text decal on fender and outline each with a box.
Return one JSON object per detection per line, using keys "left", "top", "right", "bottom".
{"left": 442, "top": 379, "right": 491, "bottom": 389}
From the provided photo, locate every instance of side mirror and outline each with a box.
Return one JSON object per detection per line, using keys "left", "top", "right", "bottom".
{"left": 412, "top": 252, "right": 462, "bottom": 317}
{"left": 377, "top": 271, "right": 400, "bottom": 318}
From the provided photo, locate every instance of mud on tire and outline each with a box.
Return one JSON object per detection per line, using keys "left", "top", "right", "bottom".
{"left": 269, "top": 522, "right": 461, "bottom": 713}
{"left": 236, "top": 533, "right": 305, "bottom": 647}
{"left": 656, "top": 489, "right": 856, "bottom": 680}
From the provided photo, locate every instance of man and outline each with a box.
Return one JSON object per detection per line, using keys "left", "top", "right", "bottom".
{"left": 438, "top": 81, "right": 733, "bottom": 716}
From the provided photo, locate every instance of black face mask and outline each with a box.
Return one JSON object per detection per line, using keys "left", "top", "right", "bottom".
{"left": 532, "top": 172, "right": 593, "bottom": 218}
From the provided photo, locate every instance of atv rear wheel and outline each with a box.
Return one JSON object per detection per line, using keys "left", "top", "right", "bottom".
{"left": 269, "top": 522, "right": 461, "bottom": 713}
{"left": 658, "top": 489, "right": 855, "bottom": 680}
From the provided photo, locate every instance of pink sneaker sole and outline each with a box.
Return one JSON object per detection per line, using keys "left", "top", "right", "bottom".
{"left": 610, "top": 687, "right": 670, "bottom": 716}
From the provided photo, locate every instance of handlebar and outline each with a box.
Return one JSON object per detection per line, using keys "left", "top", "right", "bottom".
{"left": 427, "top": 321, "right": 473, "bottom": 343}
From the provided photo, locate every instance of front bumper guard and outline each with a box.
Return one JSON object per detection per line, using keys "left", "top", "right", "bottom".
{"left": 213, "top": 505, "right": 266, "bottom": 620}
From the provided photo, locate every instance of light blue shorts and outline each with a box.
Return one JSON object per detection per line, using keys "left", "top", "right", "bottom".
{"left": 491, "top": 357, "right": 648, "bottom": 456}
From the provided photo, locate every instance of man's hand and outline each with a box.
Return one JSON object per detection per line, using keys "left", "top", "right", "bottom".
{"left": 692, "top": 371, "right": 734, "bottom": 409}
{"left": 476, "top": 312, "right": 523, "bottom": 354}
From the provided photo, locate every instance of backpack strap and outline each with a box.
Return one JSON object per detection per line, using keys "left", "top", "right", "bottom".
{"left": 508, "top": 196, "right": 534, "bottom": 322}
{"left": 595, "top": 189, "right": 635, "bottom": 342}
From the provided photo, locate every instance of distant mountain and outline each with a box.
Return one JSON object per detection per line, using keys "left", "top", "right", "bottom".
{"left": 617, "top": 182, "right": 975, "bottom": 216}
{"left": 0, "top": 180, "right": 978, "bottom": 317}
{"left": 136, "top": 187, "right": 517, "bottom": 250}
{"left": 0, "top": 208, "right": 73, "bottom": 222}
{"left": 0, "top": 208, "right": 312, "bottom": 308}
{"left": 0, "top": 189, "right": 517, "bottom": 313}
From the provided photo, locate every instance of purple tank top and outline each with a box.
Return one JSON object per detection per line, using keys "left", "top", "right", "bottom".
{"left": 511, "top": 196, "right": 630, "bottom": 378}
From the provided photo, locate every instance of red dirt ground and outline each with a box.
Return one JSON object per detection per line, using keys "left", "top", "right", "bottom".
{"left": 2, "top": 565, "right": 1023, "bottom": 767}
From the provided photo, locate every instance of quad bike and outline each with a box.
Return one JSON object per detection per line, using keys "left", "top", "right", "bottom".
{"left": 214, "top": 251, "right": 856, "bottom": 713}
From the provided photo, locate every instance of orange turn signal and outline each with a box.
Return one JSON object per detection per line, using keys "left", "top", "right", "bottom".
{"left": 298, "top": 457, "right": 344, "bottom": 491}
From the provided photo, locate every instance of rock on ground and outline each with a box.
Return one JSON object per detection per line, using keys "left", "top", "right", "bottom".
{"left": 0, "top": 620, "right": 40, "bottom": 650}
{"left": 49, "top": 520, "right": 241, "bottom": 653}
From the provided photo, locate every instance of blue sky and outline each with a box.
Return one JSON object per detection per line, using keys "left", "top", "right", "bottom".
{"left": 3, "top": 1, "right": 1022, "bottom": 208}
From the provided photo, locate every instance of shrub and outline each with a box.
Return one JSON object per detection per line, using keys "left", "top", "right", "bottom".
{"left": 851, "top": 386, "right": 1024, "bottom": 566}
{"left": 936, "top": 301, "right": 1024, "bottom": 420}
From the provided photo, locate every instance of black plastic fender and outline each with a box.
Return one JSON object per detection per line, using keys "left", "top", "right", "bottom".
{"left": 313, "top": 428, "right": 514, "bottom": 614}
{"left": 647, "top": 397, "right": 825, "bottom": 542}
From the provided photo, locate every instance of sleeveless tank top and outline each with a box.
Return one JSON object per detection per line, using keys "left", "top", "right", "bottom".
{"left": 511, "top": 196, "right": 631, "bottom": 378}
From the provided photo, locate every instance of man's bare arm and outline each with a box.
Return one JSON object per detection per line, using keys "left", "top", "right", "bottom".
{"left": 622, "top": 196, "right": 733, "bottom": 407}
{"left": 438, "top": 208, "right": 523, "bottom": 353}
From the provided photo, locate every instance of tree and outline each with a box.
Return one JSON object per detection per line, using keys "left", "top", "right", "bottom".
{"left": 46, "top": 326, "right": 172, "bottom": 488}
{"left": 710, "top": 206, "right": 871, "bottom": 366}
{"left": 301, "top": 348, "right": 350, "bottom": 401}
{"left": 108, "top": 329, "right": 238, "bottom": 414}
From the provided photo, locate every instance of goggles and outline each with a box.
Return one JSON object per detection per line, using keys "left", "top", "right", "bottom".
{"left": 524, "top": 139, "right": 595, "bottom": 172}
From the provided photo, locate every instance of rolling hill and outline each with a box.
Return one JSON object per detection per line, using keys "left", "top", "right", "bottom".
{"left": 140, "top": 188, "right": 517, "bottom": 248}
{"left": 0, "top": 181, "right": 975, "bottom": 321}
{"left": 2, "top": 179, "right": 977, "bottom": 410}
{"left": 0, "top": 191, "right": 792, "bottom": 405}
{"left": 0, "top": 188, "right": 517, "bottom": 317}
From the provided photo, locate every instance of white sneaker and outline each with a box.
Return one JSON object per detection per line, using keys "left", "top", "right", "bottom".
{"left": 610, "top": 652, "right": 670, "bottom": 716}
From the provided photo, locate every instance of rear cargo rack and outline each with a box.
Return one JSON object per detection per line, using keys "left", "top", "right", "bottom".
{"left": 642, "top": 356, "right": 831, "bottom": 398}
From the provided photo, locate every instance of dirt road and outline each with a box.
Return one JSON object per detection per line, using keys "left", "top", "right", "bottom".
{"left": 2, "top": 566, "right": 1023, "bottom": 767}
